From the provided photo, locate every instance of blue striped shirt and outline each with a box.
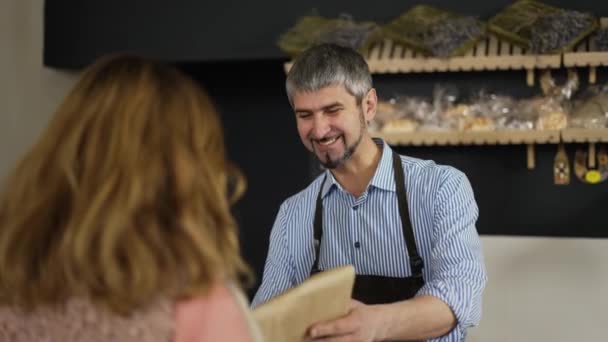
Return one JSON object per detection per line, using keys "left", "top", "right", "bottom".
{"left": 252, "top": 139, "right": 486, "bottom": 341}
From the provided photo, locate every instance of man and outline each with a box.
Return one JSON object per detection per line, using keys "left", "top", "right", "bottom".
{"left": 252, "top": 43, "right": 486, "bottom": 342}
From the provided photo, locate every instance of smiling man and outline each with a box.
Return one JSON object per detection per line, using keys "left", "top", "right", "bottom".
{"left": 295, "top": 84, "right": 369, "bottom": 174}
{"left": 252, "top": 43, "right": 487, "bottom": 342}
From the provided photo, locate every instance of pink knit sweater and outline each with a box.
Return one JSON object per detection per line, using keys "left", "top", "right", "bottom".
{"left": 0, "top": 284, "right": 261, "bottom": 342}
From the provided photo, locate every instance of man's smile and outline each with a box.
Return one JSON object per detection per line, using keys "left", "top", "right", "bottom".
{"left": 313, "top": 135, "right": 342, "bottom": 151}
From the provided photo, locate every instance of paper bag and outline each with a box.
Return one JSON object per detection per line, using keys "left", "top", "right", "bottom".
{"left": 252, "top": 265, "right": 356, "bottom": 342}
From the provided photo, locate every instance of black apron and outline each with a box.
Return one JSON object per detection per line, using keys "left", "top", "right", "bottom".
{"left": 310, "top": 151, "right": 425, "bottom": 305}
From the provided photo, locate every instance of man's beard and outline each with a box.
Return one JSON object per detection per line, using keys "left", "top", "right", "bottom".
{"left": 314, "top": 110, "right": 366, "bottom": 170}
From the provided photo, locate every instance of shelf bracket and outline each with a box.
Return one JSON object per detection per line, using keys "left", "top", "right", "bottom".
{"left": 526, "top": 144, "right": 535, "bottom": 169}
{"left": 589, "top": 66, "right": 597, "bottom": 84}
{"left": 526, "top": 69, "right": 535, "bottom": 87}
{"left": 589, "top": 142, "right": 596, "bottom": 168}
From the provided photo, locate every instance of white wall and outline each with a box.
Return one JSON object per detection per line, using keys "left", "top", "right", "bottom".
{"left": 2, "top": 1, "right": 607, "bottom": 341}
{"left": 0, "top": 0, "right": 77, "bottom": 180}
{"left": 468, "top": 236, "right": 608, "bottom": 341}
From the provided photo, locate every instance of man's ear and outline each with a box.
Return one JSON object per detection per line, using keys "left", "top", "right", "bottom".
{"left": 363, "top": 88, "right": 378, "bottom": 123}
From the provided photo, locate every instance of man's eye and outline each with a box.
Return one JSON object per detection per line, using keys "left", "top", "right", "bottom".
{"left": 297, "top": 113, "right": 312, "bottom": 119}
{"left": 327, "top": 108, "right": 341, "bottom": 114}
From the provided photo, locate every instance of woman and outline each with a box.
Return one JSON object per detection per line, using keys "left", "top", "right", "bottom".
{"left": 0, "top": 54, "right": 261, "bottom": 341}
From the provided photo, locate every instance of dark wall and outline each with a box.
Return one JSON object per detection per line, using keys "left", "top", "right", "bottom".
{"left": 179, "top": 61, "right": 311, "bottom": 293}
{"left": 182, "top": 60, "right": 608, "bottom": 299}
{"left": 44, "top": 0, "right": 608, "bottom": 297}
{"left": 45, "top": 0, "right": 604, "bottom": 67}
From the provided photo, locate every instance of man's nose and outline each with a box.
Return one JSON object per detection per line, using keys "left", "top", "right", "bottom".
{"left": 311, "top": 115, "right": 330, "bottom": 139}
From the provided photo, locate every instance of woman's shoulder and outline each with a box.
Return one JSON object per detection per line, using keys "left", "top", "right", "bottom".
{"left": 0, "top": 283, "right": 263, "bottom": 342}
{"left": 173, "top": 283, "right": 263, "bottom": 342}
{"left": 0, "top": 298, "right": 174, "bottom": 342}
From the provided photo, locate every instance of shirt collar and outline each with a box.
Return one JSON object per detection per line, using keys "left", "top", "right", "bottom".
{"left": 320, "top": 138, "right": 396, "bottom": 198}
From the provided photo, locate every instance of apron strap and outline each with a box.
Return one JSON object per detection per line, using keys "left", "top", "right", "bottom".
{"left": 391, "top": 151, "right": 424, "bottom": 277}
{"left": 312, "top": 174, "right": 326, "bottom": 273}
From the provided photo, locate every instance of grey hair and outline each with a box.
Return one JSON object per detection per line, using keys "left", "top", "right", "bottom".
{"left": 286, "top": 43, "right": 373, "bottom": 108}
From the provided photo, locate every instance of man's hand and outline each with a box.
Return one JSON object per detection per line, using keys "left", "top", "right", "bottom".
{"left": 307, "top": 300, "right": 386, "bottom": 342}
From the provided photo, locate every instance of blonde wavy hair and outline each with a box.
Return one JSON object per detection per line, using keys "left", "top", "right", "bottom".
{"left": 0, "top": 54, "right": 250, "bottom": 314}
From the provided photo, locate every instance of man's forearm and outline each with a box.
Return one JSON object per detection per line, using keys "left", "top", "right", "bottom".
{"left": 375, "top": 295, "right": 456, "bottom": 341}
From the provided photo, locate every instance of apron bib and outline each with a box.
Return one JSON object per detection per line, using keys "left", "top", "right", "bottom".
{"left": 310, "top": 151, "right": 425, "bottom": 304}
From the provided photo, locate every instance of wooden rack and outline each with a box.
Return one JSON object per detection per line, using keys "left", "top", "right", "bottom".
{"left": 284, "top": 18, "right": 608, "bottom": 86}
{"left": 563, "top": 18, "right": 608, "bottom": 84}
{"left": 284, "top": 19, "right": 608, "bottom": 171}
{"left": 373, "top": 128, "right": 608, "bottom": 146}
{"left": 373, "top": 128, "right": 608, "bottom": 170}
{"left": 373, "top": 129, "right": 560, "bottom": 146}
{"left": 363, "top": 36, "right": 559, "bottom": 87}
{"left": 561, "top": 128, "right": 608, "bottom": 143}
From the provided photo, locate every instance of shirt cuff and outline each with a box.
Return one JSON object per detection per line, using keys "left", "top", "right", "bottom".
{"left": 416, "top": 281, "right": 474, "bottom": 338}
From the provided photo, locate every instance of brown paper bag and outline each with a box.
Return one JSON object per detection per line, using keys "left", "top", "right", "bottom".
{"left": 252, "top": 265, "right": 356, "bottom": 342}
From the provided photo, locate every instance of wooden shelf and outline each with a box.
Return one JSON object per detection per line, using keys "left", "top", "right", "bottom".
{"left": 284, "top": 33, "right": 561, "bottom": 83}
{"left": 363, "top": 36, "right": 560, "bottom": 75}
{"left": 563, "top": 18, "right": 608, "bottom": 84}
{"left": 563, "top": 52, "right": 608, "bottom": 68}
{"left": 561, "top": 128, "right": 608, "bottom": 143}
{"left": 373, "top": 129, "right": 608, "bottom": 146}
{"left": 373, "top": 130, "right": 561, "bottom": 146}
{"left": 563, "top": 18, "right": 608, "bottom": 68}
{"left": 283, "top": 17, "right": 607, "bottom": 85}
{"left": 374, "top": 128, "right": 607, "bottom": 171}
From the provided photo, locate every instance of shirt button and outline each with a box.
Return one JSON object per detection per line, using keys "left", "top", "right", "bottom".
{"left": 354, "top": 241, "right": 361, "bottom": 248}
{"left": 352, "top": 205, "right": 359, "bottom": 211}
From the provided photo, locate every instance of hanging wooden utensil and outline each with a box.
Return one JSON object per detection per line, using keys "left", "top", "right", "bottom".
{"left": 553, "top": 143, "right": 570, "bottom": 185}
{"left": 574, "top": 143, "right": 608, "bottom": 184}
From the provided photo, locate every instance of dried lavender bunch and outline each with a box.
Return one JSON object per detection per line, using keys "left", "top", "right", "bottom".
{"left": 530, "top": 10, "right": 595, "bottom": 54}
{"left": 422, "top": 17, "right": 484, "bottom": 57}
{"left": 317, "top": 23, "right": 378, "bottom": 50}
{"left": 592, "top": 28, "right": 608, "bottom": 51}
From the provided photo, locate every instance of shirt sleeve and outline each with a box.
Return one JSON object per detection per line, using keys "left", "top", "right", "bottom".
{"left": 251, "top": 203, "right": 296, "bottom": 308}
{"left": 416, "top": 169, "right": 487, "bottom": 341}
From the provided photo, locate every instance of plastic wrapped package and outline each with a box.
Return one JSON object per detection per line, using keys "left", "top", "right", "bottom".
{"left": 383, "top": 96, "right": 433, "bottom": 132}
{"left": 372, "top": 99, "right": 397, "bottom": 132}
{"left": 460, "top": 115, "right": 497, "bottom": 131}
{"left": 389, "top": 96, "right": 447, "bottom": 132}
{"left": 380, "top": 117, "right": 420, "bottom": 133}
{"left": 506, "top": 98, "right": 541, "bottom": 130}
{"left": 441, "top": 90, "right": 502, "bottom": 131}
{"left": 531, "top": 69, "right": 578, "bottom": 130}
{"left": 442, "top": 103, "right": 495, "bottom": 131}
{"left": 498, "top": 107, "right": 537, "bottom": 130}
{"left": 374, "top": 99, "right": 402, "bottom": 132}
{"left": 460, "top": 102, "right": 497, "bottom": 131}
{"left": 477, "top": 93, "right": 518, "bottom": 131}
{"left": 570, "top": 86, "right": 608, "bottom": 129}
{"left": 375, "top": 98, "right": 422, "bottom": 133}
{"left": 540, "top": 69, "right": 580, "bottom": 102}
{"left": 418, "top": 85, "right": 461, "bottom": 131}
{"left": 535, "top": 97, "right": 569, "bottom": 130}
{"left": 486, "top": 95, "right": 517, "bottom": 117}
{"left": 375, "top": 91, "right": 441, "bottom": 132}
